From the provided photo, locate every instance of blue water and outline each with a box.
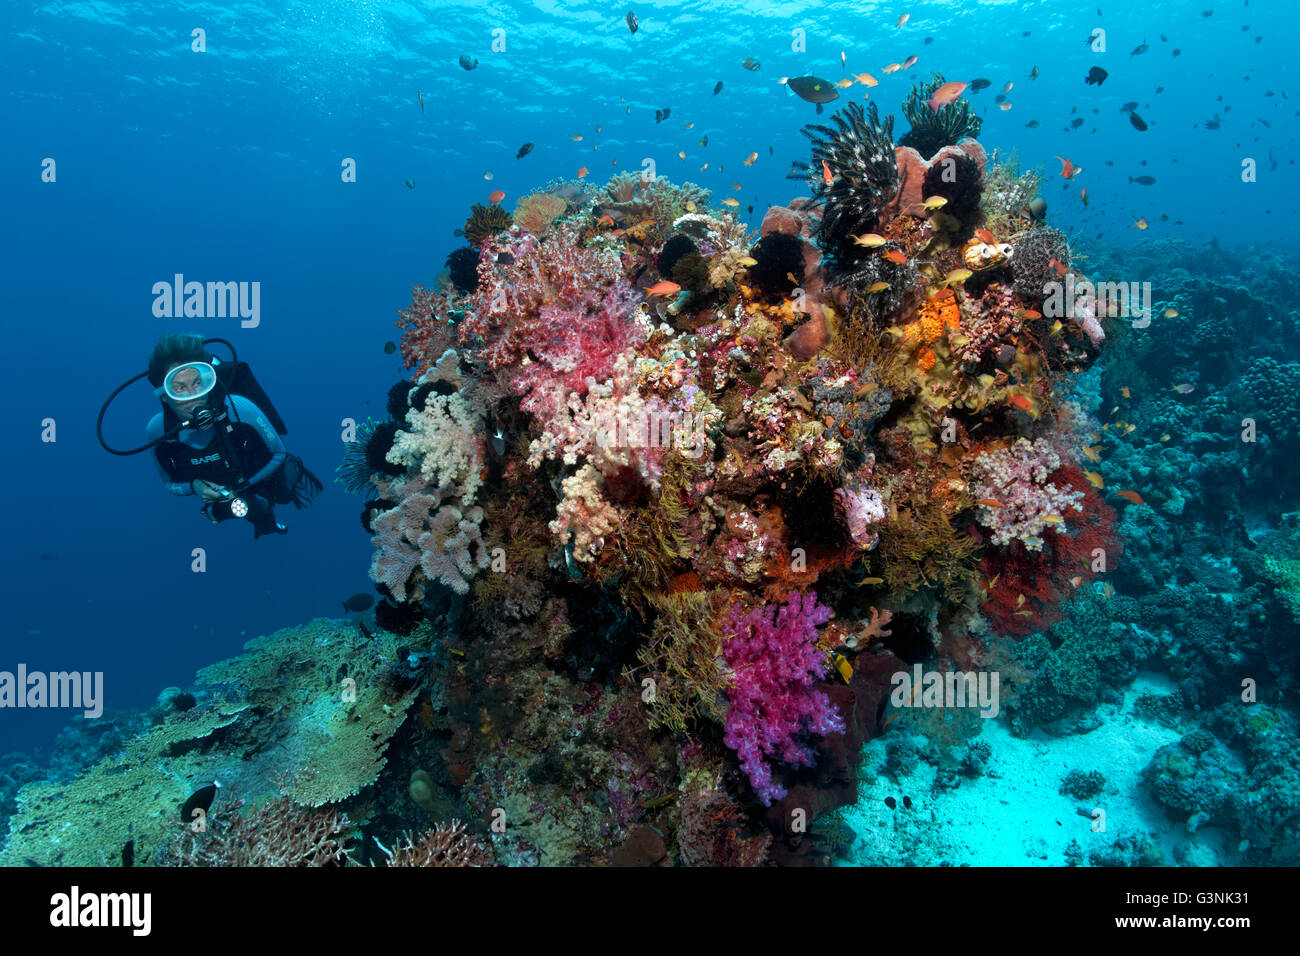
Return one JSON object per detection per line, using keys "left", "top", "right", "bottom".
{"left": 1, "top": 0, "right": 1296, "bottom": 864}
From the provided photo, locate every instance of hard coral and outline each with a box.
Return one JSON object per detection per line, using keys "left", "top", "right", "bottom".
{"left": 173, "top": 797, "right": 352, "bottom": 867}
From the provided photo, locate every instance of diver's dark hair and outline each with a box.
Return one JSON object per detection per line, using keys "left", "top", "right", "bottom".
{"left": 147, "top": 332, "right": 210, "bottom": 387}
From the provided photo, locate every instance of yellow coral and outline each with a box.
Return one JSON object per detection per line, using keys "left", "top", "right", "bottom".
{"left": 513, "top": 193, "right": 567, "bottom": 234}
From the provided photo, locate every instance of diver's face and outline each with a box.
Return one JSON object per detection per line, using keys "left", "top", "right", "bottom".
{"left": 166, "top": 366, "right": 208, "bottom": 418}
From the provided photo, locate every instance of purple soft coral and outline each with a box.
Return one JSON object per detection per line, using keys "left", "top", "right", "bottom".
{"left": 721, "top": 591, "right": 845, "bottom": 806}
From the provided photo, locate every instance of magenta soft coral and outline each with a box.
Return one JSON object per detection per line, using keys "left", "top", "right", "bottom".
{"left": 721, "top": 591, "right": 845, "bottom": 806}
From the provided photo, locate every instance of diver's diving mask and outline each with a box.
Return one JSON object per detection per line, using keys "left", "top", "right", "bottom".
{"left": 158, "top": 362, "right": 218, "bottom": 404}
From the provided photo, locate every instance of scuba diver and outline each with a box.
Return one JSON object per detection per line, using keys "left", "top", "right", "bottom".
{"left": 97, "top": 333, "right": 322, "bottom": 538}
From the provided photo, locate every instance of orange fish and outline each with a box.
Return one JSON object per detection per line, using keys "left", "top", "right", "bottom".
{"left": 1049, "top": 257, "right": 1068, "bottom": 276}
{"left": 1020, "top": 308, "right": 1043, "bottom": 319}
{"left": 883, "top": 62, "right": 902, "bottom": 74}
{"left": 853, "top": 71, "right": 879, "bottom": 87}
{"left": 978, "top": 498, "right": 1005, "bottom": 509}
{"left": 576, "top": 166, "right": 588, "bottom": 178}
{"left": 1119, "top": 386, "right": 1131, "bottom": 399}
{"left": 1082, "top": 444, "right": 1101, "bottom": 462}
{"left": 836, "top": 78, "right": 854, "bottom": 89}
{"left": 883, "top": 249, "right": 907, "bottom": 264}
{"left": 1135, "top": 217, "right": 1148, "bottom": 230}
{"left": 1056, "top": 155, "right": 1080, "bottom": 179}
{"left": 1084, "top": 470, "right": 1105, "bottom": 489}
{"left": 1069, "top": 575, "right": 1083, "bottom": 588}
{"left": 822, "top": 159, "right": 833, "bottom": 184}
{"left": 645, "top": 281, "right": 682, "bottom": 297}
{"left": 597, "top": 214, "right": 615, "bottom": 227}
{"left": 975, "top": 228, "right": 996, "bottom": 244}
{"left": 1115, "top": 489, "right": 1146, "bottom": 506}
{"left": 1009, "top": 393, "right": 1033, "bottom": 411}
{"left": 745, "top": 152, "right": 759, "bottom": 166}
{"left": 927, "top": 81, "right": 967, "bottom": 110}
{"left": 488, "top": 190, "right": 506, "bottom": 204}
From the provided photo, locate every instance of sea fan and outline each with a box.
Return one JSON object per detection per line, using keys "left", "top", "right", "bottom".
{"left": 898, "top": 72, "right": 983, "bottom": 160}
{"left": 788, "top": 101, "right": 899, "bottom": 254}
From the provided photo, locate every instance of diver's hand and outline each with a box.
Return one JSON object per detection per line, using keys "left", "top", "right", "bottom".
{"left": 191, "top": 480, "right": 230, "bottom": 502}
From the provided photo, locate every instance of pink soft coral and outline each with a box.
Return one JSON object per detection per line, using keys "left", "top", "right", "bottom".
{"left": 721, "top": 591, "right": 845, "bottom": 806}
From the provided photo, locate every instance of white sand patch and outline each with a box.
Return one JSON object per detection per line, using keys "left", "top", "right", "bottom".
{"left": 840, "top": 673, "right": 1192, "bottom": 866}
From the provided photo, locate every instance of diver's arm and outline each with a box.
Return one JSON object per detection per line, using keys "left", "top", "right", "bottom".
{"left": 232, "top": 395, "right": 287, "bottom": 486}
{"left": 147, "top": 413, "right": 195, "bottom": 496}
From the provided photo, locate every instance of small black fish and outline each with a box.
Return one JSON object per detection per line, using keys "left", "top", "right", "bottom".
{"left": 383, "top": 341, "right": 396, "bottom": 355}
{"left": 626, "top": 11, "right": 637, "bottom": 34}
{"left": 1086, "top": 29, "right": 1102, "bottom": 46}
{"left": 1202, "top": 8, "right": 1213, "bottom": 16}
{"left": 1025, "top": 120, "right": 1040, "bottom": 128}
{"left": 885, "top": 796, "right": 897, "bottom": 809}
{"left": 122, "top": 836, "right": 134, "bottom": 868}
{"left": 1160, "top": 34, "right": 1167, "bottom": 41}
{"left": 1027, "top": 65, "right": 1039, "bottom": 80}
{"left": 1071, "top": 118, "right": 1084, "bottom": 128}
{"left": 1173, "top": 48, "right": 1181, "bottom": 57}
{"left": 40, "top": 552, "right": 55, "bottom": 560}
{"left": 180, "top": 783, "right": 219, "bottom": 824}
{"left": 1131, "top": 42, "right": 1149, "bottom": 56}
{"left": 1105, "top": 160, "right": 1115, "bottom": 166}
{"left": 1130, "top": 175, "right": 1156, "bottom": 185}
{"left": 1022, "top": 30, "right": 1032, "bottom": 37}
{"left": 747, "top": 205, "right": 754, "bottom": 214}
{"left": 969, "top": 77, "right": 991, "bottom": 92}
{"left": 714, "top": 81, "right": 723, "bottom": 95}
{"left": 1120, "top": 101, "right": 1138, "bottom": 113}
{"left": 741, "top": 57, "right": 761, "bottom": 71}
{"left": 453, "top": 228, "right": 464, "bottom": 237}
{"left": 1084, "top": 66, "right": 1108, "bottom": 85}
{"left": 496, "top": 252, "right": 516, "bottom": 265}
{"left": 768, "top": 145, "right": 773, "bottom": 154}
{"left": 924, "top": 36, "right": 933, "bottom": 45}
{"left": 1129, "top": 111, "right": 1149, "bottom": 131}
{"left": 903, "top": 795, "right": 913, "bottom": 809}
{"left": 24, "top": 858, "right": 42, "bottom": 867}
{"left": 404, "top": 178, "right": 415, "bottom": 189}
{"left": 342, "top": 593, "right": 374, "bottom": 613}
{"left": 458, "top": 54, "right": 478, "bottom": 71}
{"left": 517, "top": 142, "right": 534, "bottom": 159}
{"left": 995, "top": 94, "right": 1006, "bottom": 104}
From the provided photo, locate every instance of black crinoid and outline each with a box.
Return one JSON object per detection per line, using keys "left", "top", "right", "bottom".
{"left": 788, "top": 101, "right": 899, "bottom": 265}
{"left": 898, "top": 73, "right": 983, "bottom": 160}
{"left": 335, "top": 418, "right": 405, "bottom": 495}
